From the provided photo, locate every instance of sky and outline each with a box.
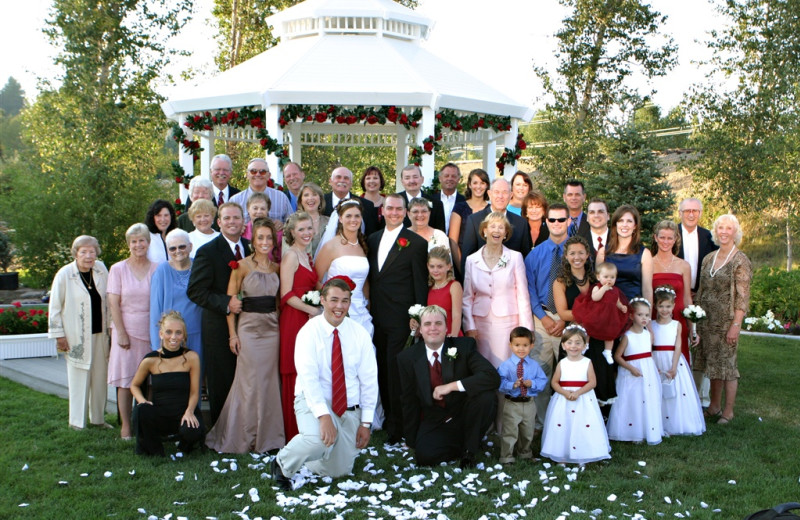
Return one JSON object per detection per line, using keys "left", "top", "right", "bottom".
{"left": 0, "top": 0, "right": 729, "bottom": 114}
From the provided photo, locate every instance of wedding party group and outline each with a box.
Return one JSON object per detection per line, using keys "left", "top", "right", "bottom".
{"left": 47, "top": 154, "right": 752, "bottom": 485}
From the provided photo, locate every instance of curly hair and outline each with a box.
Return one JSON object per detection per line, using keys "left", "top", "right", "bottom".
{"left": 145, "top": 199, "right": 177, "bottom": 235}
{"left": 555, "top": 235, "right": 597, "bottom": 287}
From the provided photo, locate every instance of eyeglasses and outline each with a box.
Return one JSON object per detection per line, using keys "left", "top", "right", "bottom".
{"left": 248, "top": 169, "right": 269, "bottom": 176}
{"left": 168, "top": 244, "right": 188, "bottom": 252}
{"left": 547, "top": 217, "right": 568, "bottom": 223}
{"left": 680, "top": 209, "right": 700, "bottom": 214}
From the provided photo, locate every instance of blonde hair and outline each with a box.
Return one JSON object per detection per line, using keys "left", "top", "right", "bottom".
{"left": 427, "top": 246, "right": 454, "bottom": 286}
{"left": 711, "top": 213, "right": 743, "bottom": 245}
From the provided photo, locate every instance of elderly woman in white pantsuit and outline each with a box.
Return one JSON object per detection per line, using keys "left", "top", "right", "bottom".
{"left": 49, "top": 235, "right": 111, "bottom": 431}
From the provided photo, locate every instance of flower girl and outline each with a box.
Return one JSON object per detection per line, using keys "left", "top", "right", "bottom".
{"left": 541, "top": 324, "right": 611, "bottom": 464}
{"left": 607, "top": 298, "right": 663, "bottom": 445}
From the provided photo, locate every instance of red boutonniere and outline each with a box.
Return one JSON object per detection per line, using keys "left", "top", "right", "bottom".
{"left": 396, "top": 237, "right": 409, "bottom": 251}
{"left": 228, "top": 260, "right": 239, "bottom": 270}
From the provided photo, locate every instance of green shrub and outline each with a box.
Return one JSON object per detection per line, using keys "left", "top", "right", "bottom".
{"left": 748, "top": 267, "right": 800, "bottom": 323}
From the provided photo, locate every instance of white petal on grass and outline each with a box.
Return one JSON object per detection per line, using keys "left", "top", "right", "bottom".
{"left": 728, "top": 480, "right": 736, "bottom": 485}
{"left": 104, "top": 471, "right": 112, "bottom": 478}
{"left": 80, "top": 473, "right": 88, "bottom": 477}
{"left": 22, "top": 464, "right": 29, "bottom": 471}
{"left": 664, "top": 496, "right": 672, "bottom": 504}
{"left": 608, "top": 494, "right": 618, "bottom": 501}
{"left": 58, "top": 480, "right": 68, "bottom": 485}
{"left": 638, "top": 461, "right": 647, "bottom": 467}
{"left": 137, "top": 508, "right": 147, "bottom": 514}
{"left": 701, "top": 502, "right": 709, "bottom": 509}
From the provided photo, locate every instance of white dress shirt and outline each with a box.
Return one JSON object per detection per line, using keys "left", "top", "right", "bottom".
{"left": 440, "top": 191, "right": 458, "bottom": 233}
{"left": 294, "top": 314, "right": 379, "bottom": 423}
{"left": 222, "top": 235, "right": 244, "bottom": 257}
{"left": 682, "top": 226, "right": 699, "bottom": 287}
{"left": 213, "top": 185, "right": 231, "bottom": 205}
{"left": 590, "top": 229, "right": 608, "bottom": 252}
{"left": 377, "top": 225, "right": 403, "bottom": 271}
{"left": 425, "top": 343, "right": 465, "bottom": 392}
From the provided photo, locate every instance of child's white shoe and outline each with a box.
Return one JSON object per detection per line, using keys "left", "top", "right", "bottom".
{"left": 602, "top": 350, "right": 614, "bottom": 365}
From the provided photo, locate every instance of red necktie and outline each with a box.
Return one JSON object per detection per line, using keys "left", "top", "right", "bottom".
{"left": 331, "top": 329, "right": 347, "bottom": 416}
{"left": 218, "top": 191, "right": 224, "bottom": 206}
{"left": 234, "top": 244, "right": 242, "bottom": 260}
{"left": 597, "top": 236, "right": 603, "bottom": 250}
{"left": 517, "top": 358, "right": 527, "bottom": 397}
{"left": 430, "top": 352, "right": 445, "bottom": 408}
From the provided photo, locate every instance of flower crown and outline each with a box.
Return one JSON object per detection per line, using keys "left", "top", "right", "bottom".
{"left": 629, "top": 297, "right": 651, "bottom": 307}
{"left": 654, "top": 285, "right": 676, "bottom": 296}
{"left": 325, "top": 275, "right": 357, "bottom": 291}
{"left": 563, "top": 324, "right": 587, "bottom": 335}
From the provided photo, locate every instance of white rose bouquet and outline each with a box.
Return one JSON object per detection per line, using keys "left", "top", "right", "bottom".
{"left": 301, "top": 290, "right": 321, "bottom": 307}
{"left": 683, "top": 304, "right": 706, "bottom": 342}
{"left": 405, "top": 304, "right": 426, "bottom": 348}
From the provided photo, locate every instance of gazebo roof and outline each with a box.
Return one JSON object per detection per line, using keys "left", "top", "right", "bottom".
{"left": 161, "top": 0, "right": 534, "bottom": 121}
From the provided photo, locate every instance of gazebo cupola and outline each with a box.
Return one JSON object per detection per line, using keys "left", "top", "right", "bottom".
{"left": 162, "top": 0, "right": 534, "bottom": 194}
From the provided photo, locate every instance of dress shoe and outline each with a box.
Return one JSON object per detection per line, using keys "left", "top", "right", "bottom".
{"left": 270, "top": 457, "right": 292, "bottom": 491}
{"left": 459, "top": 451, "right": 476, "bottom": 469}
{"left": 386, "top": 435, "right": 403, "bottom": 447}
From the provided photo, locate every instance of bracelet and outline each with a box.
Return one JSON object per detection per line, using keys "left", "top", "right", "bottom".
{"left": 732, "top": 323, "right": 740, "bottom": 327}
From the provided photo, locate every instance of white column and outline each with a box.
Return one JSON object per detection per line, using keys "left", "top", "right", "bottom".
{"left": 288, "top": 124, "right": 302, "bottom": 169}
{"left": 395, "top": 125, "right": 408, "bottom": 192}
{"left": 485, "top": 136, "right": 497, "bottom": 182}
{"left": 502, "top": 119, "right": 519, "bottom": 177}
{"left": 178, "top": 142, "right": 194, "bottom": 204}
{"left": 265, "top": 105, "right": 282, "bottom": 183}
{"left": 419, "top": 107, "right": 436, "bottom": 187}
{"left": 200, "top": 134, "right": 214, "bottom": 180}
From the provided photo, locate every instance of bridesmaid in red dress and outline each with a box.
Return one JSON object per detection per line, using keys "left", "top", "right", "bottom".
{"left": 425, "top": 246, "right": 463, "bottom": 337}
{"left": 279, "top": 213, "right": 322, "bottom": 440}
{"left": 651, "top": 220, "right": 694, "bottom": 365}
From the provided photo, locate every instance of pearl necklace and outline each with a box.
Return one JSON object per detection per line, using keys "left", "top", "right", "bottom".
{"left": 340, "top": 233, "right": 359, "bottom": 246}
{"left": 710, "top": 246, "right": 736, "bottom": 278}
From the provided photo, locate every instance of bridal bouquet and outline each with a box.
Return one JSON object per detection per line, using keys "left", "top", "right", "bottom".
{"left": 405, "top": 304, "right": 426, "bottom": 348}
{"left": 683, "top": 304, "right": 706, "bottom": 341}
{"left": 301, "top": 290, "right": 321, "bottom": 307}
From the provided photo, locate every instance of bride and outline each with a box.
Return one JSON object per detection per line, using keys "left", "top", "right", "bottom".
{"left": 314, "top": 199, "right": 373, "bottom": 336}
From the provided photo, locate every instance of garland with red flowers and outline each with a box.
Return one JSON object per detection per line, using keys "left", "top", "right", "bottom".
{"left": 496, "top": 133, "right": 528, "bottom": 172}
{"left": 174, "top": 105, "right": 527, "bottom": 171}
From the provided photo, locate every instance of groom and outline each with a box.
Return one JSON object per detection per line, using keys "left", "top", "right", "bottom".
{"left": 367, "top": 193, "right": 429, "bottom": 444}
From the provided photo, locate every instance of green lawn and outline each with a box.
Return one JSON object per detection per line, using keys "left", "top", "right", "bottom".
{"left": 2, "top": 335, "right": 798, "bottom": 519}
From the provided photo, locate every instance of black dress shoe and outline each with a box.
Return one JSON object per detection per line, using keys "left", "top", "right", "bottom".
{"left": 386, "top": 435, "right": 403, "bottom": 447}
{"left": 270, "top": 457, "right": 292, "bottom": 491}
{"left": 459, "top": 452, "right": 476, "bottom": 469}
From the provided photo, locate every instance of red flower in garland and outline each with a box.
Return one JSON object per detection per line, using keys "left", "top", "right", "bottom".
{"left": 396, "top": 237, "right": 409, "bottom": 251}
{"left": 12, "top": 301, "right": 21, "bottom": 308}
{"left": 228, "top": 260, "right": 239, "bottom": 270}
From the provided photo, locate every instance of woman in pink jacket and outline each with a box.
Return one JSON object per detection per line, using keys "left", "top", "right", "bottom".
{"left": 463, "top": 212, "right": 533, "bottom": 368}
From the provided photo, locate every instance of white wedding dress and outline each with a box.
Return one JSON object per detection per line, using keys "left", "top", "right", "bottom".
{"left": 325, "top": 256, "right": 373, "bottom": 336}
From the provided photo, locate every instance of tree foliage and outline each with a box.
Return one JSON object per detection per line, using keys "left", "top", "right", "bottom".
{"left": 0, "top": 77, "right": 25, "bottom": 117}
{"left": 688, "top": 0, "right": 800, "bottom": 270}
{"left": 0, "top": 0, "right": 192, "bottom": 286}
{"left": 585, "top": 125, "right": 674, "bottom": 241}
{"left": 531, "top": 0, "right": 678, "bottom": 207}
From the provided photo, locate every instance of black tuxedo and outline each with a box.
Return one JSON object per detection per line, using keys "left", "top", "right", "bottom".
{"left": 399, "top": 191, "right": 446, "bottom": 232}
{"left": 186, "top": 234, "right": 250, "bottom": 425}
{"left": 578, "top": 227, "right": 610, "bottom": 258}
{"left": 678, "top": 224, "right": 718, "bottom": 293}
{"left": 460, "top": 207, "right": 532, "bottom": 273}
{"left": 397, "top": 337, "right": 499, "bottom": 464}
{"left": 323, "top": 192, "right": 379, "bottom": 236}
{"left": 367, "top": 227, "right": 429, "bottom": 440}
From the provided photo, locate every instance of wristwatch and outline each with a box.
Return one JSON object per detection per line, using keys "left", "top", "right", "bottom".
{"left": 360, "top": 422, "right": 371, "bottom": 429}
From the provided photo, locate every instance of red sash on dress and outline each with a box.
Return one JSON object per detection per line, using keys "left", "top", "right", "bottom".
{"left": 652, "top": 345, "right": 674, "bottom": 351}
{"left": 623, "top": 352, "right": 652, "bottom": 361}
{"left": 559, "top": 380, "right": 589, "bottom": 387}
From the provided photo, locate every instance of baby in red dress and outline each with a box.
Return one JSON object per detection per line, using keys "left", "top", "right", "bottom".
{"left": 572, "top": 262, "right": 629, "bottom": 364}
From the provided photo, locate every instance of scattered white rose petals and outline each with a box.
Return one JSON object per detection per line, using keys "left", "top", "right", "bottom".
{"left": 608, "top": 494, "right": 618, "bottom": 501}
{"left": 665, "top": 496, "right": 672, "bottom": 504}
{"left": 728, "top": 480, "right": 736, "bottom": 485}
{"left": 638, "top": 461, "right": 647, "bottom": 467}
{"left": 22, "top": 464, "right": 29, "bottom": 471}
{"left": 103, "top": 471, "right": 112, "bottom": 478}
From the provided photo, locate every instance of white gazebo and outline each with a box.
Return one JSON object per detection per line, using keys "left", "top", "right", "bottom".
{"left": 161, "top": 0, "right": 534, "bottom": 193}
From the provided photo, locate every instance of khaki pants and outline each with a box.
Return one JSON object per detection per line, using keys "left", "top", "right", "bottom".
{"left": 499, "top": 398, "right": 537, "bottom": 463}
{"left": 67, "top": 333, "right": 109, "bottom": 428}
{"left": 277, "top": 394, "right": 360, "bottom": 478}
{"left": 531, "top": 312, "right": 562, "bottom": 429}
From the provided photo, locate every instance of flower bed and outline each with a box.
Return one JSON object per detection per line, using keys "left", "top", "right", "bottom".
{"left": 744, "top": 310, "right": 800, "bottom": 336}
{"left": 0, "top": 333, "right": 57, "bottom": 360}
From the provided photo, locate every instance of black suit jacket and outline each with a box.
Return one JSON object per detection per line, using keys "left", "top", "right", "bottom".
{"left": 578, "top": 227, "right": 610, "bottom": 257}
{"left": 397, "top": 337, "right": 500, "bottom": 449}
{"left": 570, "top": 211, "right": 590, "bottom": 237}
{"left": 399, "top": 191, "right": 446, "bottom": 233}
{"left": 460, "top": 207, "right": 532, "bottom": 272}
{"left": 367, "top": 227, "right": 429, "bottom": 332}
{"left": 323, "top": 192, "right": 379, "bottom": 237}
{"left": 187, "top": 234, "right": 250, "bottom": 344}
{"left": 678, "top": 224, "right": 718, "bottom": 292}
